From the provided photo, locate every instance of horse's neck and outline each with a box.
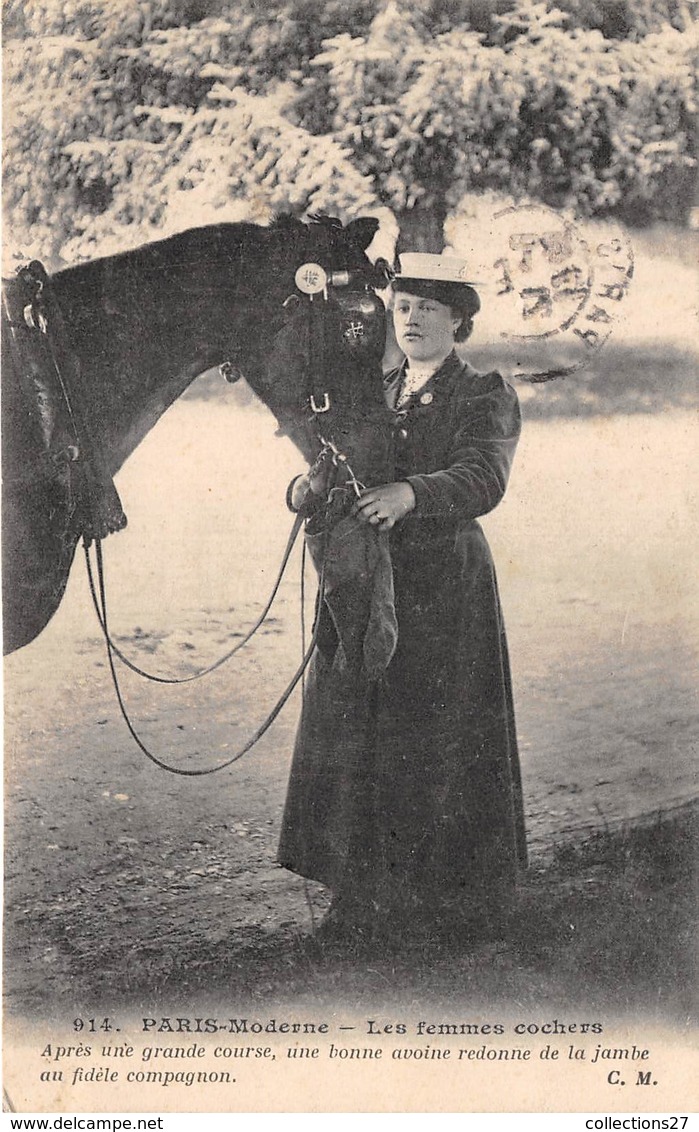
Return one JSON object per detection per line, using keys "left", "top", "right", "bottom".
{"left": 52, "top": 229, "right": 279, "bottom": 475}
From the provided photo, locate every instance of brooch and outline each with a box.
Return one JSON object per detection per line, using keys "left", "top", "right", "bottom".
{"left": 419, "top": 391, "right": 434, "bottom": 405}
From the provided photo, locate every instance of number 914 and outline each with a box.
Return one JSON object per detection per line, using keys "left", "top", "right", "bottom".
{"left": 73, "top": 1017, "right": 115, "bottom": 1033}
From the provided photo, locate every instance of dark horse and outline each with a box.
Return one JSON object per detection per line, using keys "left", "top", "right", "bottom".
{"left": 2, "top": 215, "right": 394, "bottom": 657}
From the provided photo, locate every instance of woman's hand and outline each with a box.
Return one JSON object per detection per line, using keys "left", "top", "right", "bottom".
{"left": 352, "top": 482, "right": 416, "bottom": 530}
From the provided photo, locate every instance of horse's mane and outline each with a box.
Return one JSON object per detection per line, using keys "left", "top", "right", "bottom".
{"left": 2, "top": 214, "right": 359, "bottom": 294}
{"left": 52, "top": 219, "right": 294, "bottom": 285}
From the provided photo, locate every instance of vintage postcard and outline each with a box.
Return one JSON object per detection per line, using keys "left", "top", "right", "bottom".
{"left": 2, "top": 0, "right": 697, "bottom": 1116}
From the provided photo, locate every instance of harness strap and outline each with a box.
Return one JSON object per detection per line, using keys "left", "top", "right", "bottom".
{"left": 9, "top": 262, "right": 127, "bottom": 542}
{"left": 1, "top": 287, "right": 77, "bottom": 478}
{"left": 86, "top": 524, "right": 329, "bottom": 776}
{"left": 307, "top": 290, "right": 332, "bottom": 416}
{"left": 84, "top": 512, "right": 304, "bottom": 683}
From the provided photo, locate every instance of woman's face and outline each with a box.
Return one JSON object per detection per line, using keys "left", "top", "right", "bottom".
{"left": 392, "top": 290, "right": 461, "bottom": 363}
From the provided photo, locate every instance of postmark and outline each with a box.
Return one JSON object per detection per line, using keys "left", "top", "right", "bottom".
{"left": 459, "top": 202, "right": 634, "bottom": 382}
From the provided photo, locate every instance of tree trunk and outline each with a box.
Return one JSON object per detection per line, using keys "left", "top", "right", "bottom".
{"left": 394, "top": 198, "right": 448, "bottom": 255}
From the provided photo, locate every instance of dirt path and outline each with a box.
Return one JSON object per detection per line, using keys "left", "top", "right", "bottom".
{"left": 4, "top": 400, "right": 697, "bottom": 1013}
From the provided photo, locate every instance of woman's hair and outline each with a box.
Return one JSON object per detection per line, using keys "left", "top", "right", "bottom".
{"left": 390, "top": 277, "right": 481, "bottom": 342}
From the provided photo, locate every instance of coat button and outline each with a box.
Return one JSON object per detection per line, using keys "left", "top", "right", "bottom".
{"left": 398, "top": 428, "right": 408, "bottom": 440}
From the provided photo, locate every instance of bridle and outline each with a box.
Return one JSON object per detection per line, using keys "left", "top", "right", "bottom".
{"left": 3, "top": 260, "right": 128, "bottom": 543}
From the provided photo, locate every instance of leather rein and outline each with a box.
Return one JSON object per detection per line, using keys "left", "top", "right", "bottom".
{"left": 84, "top": 521, "right": 330, "bottom": 776}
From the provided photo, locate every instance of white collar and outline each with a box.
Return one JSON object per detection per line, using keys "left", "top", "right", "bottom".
{"left": 396, "top": 356, "right": 448, "bottom": 407}
{"left": 405, "top": 359, "right": 440, "bottom": 383}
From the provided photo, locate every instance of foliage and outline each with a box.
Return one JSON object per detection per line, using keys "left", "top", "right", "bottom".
{"left": 313, "top": 1, "right": 697, "bottom": 230}
{"left": 58, "top": 86, "right": 377, "bottom": 263}
{"left": 3, "top": 0, "right": 697, "bottom": 267}
{"left": 2, "top": 1, "right": 379, "bottom": 266}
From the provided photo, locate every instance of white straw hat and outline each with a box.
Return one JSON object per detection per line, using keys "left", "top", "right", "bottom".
{"left": 396, "top": 252, "right": 475, "bottom": 285}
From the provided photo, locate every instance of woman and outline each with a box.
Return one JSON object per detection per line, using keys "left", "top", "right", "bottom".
{"left": 278, "top": 252, "right": 527, "bottom": 947}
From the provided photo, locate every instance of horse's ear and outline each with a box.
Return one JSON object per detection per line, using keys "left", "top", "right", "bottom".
{"left": 345, "top": 217, "right": 380, "bottom": 251}
{"left": 308, "top": 214, "right": 342, "bottom": 228}
{"left": 271, "top": 214, "right": 303, "bottom": 233}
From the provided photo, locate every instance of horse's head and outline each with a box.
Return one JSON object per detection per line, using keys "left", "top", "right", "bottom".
{"left": 23, "top": 214, "right": 392, "bottom": 487}
{"left": 213, "top": 214, "right": 391, "bottom": 418}
{"left": 238, "top": 215, "right": 393, "bottom": 482}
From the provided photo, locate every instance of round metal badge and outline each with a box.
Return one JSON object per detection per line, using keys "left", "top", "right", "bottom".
{"left": 295, "top": 263, "right": 328, "bottom": 295}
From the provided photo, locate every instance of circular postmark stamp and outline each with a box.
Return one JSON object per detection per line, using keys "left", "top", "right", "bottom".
{"left": 452, "top": 202, "right": 634, "bottom": 382}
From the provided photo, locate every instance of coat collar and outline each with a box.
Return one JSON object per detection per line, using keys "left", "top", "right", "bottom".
{"left": 384, "top": 350, "right": 474, "bottom": 409}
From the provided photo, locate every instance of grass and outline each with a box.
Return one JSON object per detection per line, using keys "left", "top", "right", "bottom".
{"left": 512, "top": 803, "right": 697, "bottom": 1006}
{"left": 215, "top": 803, "right": 697, "bottom": 1017}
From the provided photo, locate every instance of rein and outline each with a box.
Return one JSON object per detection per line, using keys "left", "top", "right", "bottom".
{"left": 83, "top": 512, "right": 305, "bottom": 683}
{"left": 85, "top": 523, "right": 330, "bottom": 776}
{"left": 84, "top": 435, "right": 360, "bottom": 775}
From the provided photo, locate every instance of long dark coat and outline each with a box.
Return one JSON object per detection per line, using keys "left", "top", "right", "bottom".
{"left": 278, "top": 352, "right": 527, "bottom": 916}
